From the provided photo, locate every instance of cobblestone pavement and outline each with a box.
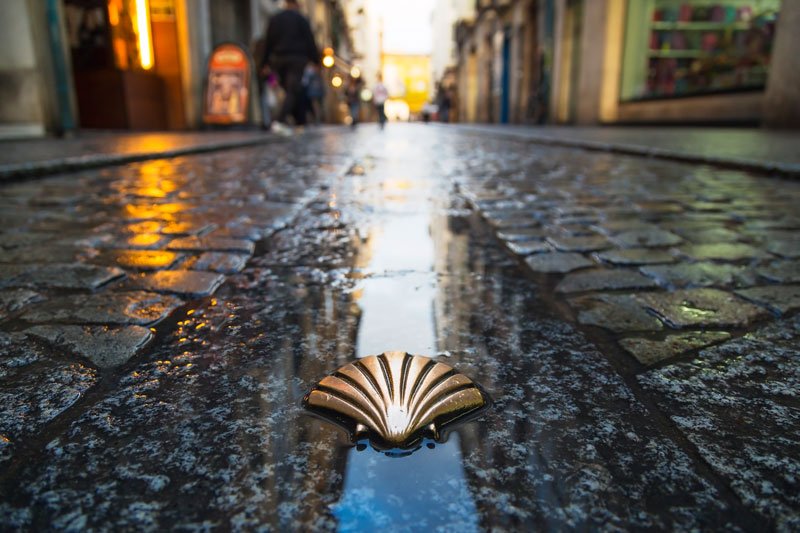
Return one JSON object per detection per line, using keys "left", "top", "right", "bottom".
{"left": 0, "top": 124, "right": 798, "bottom": 530}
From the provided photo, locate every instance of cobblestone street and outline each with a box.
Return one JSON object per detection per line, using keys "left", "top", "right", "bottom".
{"left": 0, "top": 124, "right": 798, "bottom": 530}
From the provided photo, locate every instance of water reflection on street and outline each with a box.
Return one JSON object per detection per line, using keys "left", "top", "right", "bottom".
{"left": 334, "top": 436, "right": 478, "bottom": 532}
{"left": 336, "top": 128, "right": 479, "bottom": 530}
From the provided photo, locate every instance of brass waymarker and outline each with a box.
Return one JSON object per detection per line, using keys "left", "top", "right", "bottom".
{"left": 303, "top": 351, "right": 489, "bottom": 450}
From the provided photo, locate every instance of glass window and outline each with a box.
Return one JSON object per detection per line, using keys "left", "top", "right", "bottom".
{"left": 620, "top": 0, "right": 780, "bottom": 101}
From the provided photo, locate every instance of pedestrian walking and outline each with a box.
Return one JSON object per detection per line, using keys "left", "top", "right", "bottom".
{"left": 345, "top": 76, "right": 363, "bottom": 128}
{"left": 438, "top": 88, "right": 452, "bottom": 123}
{"left": 373, "top": 74, "right": 389, "bottom": 129}
{"left": 260, "top": 0, "right": 320, "bottom": 133}
{"left": 302, "top": 64, "right": 325, "bottom": 125}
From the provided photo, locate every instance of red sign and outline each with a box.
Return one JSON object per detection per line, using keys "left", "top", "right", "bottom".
{"left": 203, "top": 44, "right": 251, "bottom": 125}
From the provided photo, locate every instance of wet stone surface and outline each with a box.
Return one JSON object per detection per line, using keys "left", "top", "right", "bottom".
{"left": 25, "top": 325, "right": 154, "bottom": 368}
{"left": 619, "top": 331, "right": 732, "bottom": 366}
{"left": 555, "top": 268, "right": 658, "bottom": 294}
{"left": 20, "top": 291, "right": 184, "bottom": 326}
{"left": 524, "top": 252, "right": 594, "bottom": 274}
{"left": 0, "top": 126, "right": 798, "bottom": 529}
{"left": 639, "top": 315, "right": 800, "bottom": 530}
{"left": 0, "top": 263, "right": 125, "bottom": 290}
{"left": 640, "top": 261, "right": 756, "bottom": 289}
{"left": 571, "top": 293, "right": 664, "bottom": 333}
{"left": 131, "top": 270, "right": 226, "bottom": 297}
{"left": 594, "top": 247, "right": 677, "bottom": 266}
{"left": 637, "top": 288, "right": 770, "bottom": 329}
{"left": 735, "top": 285, "right": 800, "bottom": 316}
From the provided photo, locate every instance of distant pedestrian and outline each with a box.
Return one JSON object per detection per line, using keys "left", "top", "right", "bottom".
{"left": 373, "top": 74, "right": 389, "bottom": 129}
{"left": 438, "top": 89, "right": 451, "bottom": 123}
{"left": 345, "top": 76, "right": 363, "bottom": 128}
{"left": 260, "top": 0, "right": 320, "bottom": 133}
{"left": 302, "top": 64, "right": 325, "bottom": 125}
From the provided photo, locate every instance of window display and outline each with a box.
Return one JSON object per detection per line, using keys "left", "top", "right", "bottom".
{"left": 620, "top": 0, "right": 780, "bottom": 101}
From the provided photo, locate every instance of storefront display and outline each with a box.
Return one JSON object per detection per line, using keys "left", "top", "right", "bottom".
{"left": 620, "top": 0, "right": 780, "bottom": 101}
{"left": 63, "top": 0, "right": 174, "bottom": 129}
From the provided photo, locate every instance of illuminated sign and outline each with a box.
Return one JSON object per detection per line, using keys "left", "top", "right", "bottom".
{"left": 203, "top": 43, "right": 251, "bottom": 125}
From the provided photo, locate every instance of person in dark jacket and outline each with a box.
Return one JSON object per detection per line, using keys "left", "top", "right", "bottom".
{"left": 260, "top": 0, "right": 320, "bottom": 128}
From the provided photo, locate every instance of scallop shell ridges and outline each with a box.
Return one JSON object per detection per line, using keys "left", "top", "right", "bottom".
{"left": 303, "top": 351, "right": 488, "bottom": 449}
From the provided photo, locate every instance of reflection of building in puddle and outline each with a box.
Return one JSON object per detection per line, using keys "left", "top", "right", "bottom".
{"left": 354, "top": 212, "right": 437, "bottom": 358}
{"left": 332, "top": 435, "right": 479, "bottom": 532}
{"left": 334, "top": 159, "right": 481, "bottom": 529}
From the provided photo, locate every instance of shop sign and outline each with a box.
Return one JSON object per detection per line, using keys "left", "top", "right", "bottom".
{"left": 203, "top": 43, "right": 252, "bottom": 125}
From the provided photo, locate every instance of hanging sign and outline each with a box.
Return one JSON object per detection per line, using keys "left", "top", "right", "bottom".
{"left": 203, "top": 43, "right": 251, "bottom": 125}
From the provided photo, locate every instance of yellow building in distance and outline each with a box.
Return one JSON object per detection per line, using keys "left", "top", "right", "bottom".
{"left": 382, "top": 54, "right": 431, "bottom": 116}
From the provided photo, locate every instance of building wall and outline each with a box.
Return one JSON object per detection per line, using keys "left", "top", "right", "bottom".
{"left": 431, "top": 0, "right": 474, "bottom": 86}
{"left": 0, "top": 0, "right": 48, "bottom": 137}
{"left": 764, "top": 0, "right": 800, "bottom": 128}
{"left": 455, "top": 0, "right": 798, "bottom": 128}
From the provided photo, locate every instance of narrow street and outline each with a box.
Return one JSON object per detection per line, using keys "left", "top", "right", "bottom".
{"left": 1, "top": 124, "right": 798, "bottom": 530}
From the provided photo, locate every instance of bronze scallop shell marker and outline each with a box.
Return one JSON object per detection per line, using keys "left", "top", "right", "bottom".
{"left": 303, "top": 351, "right": 489, "bottom": 450}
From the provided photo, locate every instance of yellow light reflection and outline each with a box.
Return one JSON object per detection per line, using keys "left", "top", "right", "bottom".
{"left": 127, "top": 233, "right": 163, "bottom": 247}
{"left": 332, "top": 75, "right": 343, "bottom": 88}
{"left": 136, "top": 0, "right": 154, "bottom": 70}
{"left": 322, "top": 55, "right": 335, "bottom": 68}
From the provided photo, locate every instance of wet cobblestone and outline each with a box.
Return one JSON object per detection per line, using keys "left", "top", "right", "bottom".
{"left": 0, "top": 126, "right": 798, "bottom": 529}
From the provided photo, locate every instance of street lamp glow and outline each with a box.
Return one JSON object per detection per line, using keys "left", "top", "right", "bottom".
{"left": 135, "top": 0, "right": 153, "bottom": 70}
{"left": 350, "top": 66, "right": 361, "bottom": 78}
{"left": 322, "top": 55, "right": 335, "bottom": 68}
{"left": 332, "top": 75, "right": 343, "bottom": 88}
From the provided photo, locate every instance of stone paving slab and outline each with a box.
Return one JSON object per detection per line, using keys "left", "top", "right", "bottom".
{"left": 594, "top": 247, "right": 676, "bottom": 266}
{"left": 555, "top": 268, "right": 659, "bottom": 294}
{"left": 0, "top": 263, "right": 125, "bottom": 290}
{"left": 571, "top": 293, "right": 664, "bottom": 333}
{"left": 0, "top": 289, "right": 41, "bottom": 321}
{"left": 640, "top": 262, "right": 757, "bottom": 289}
{"left": 735, "top": 285, "right": 800, "bottom": 315}
{"left": 91, "top": 250, "right": 184, "bottom": 271}
{"left": 131, "top": 270, "right": 225, "bottom": 297}
{"left": 758, "top": 260, "right": 800, "bottom": 283}
{"left": 167, "top": 237, "right": 255, "bottom": 254}
{"left": 620, "top": 331, "right": 731, "bottom": 366}
{"left": 610, "top": 228, "right": 683, "bottom": 248}
{"left": 677, "top": 243, "right": 770, "bottom": 262}
{"left": 639, "top": 315, "right": 800, "bottom": 529}
{"left": 25, "top": 325, "right": 154, "bottom": 368}
{"left": 20, "top": 291, "right": 184, "bottom": 326}
{"left": 525, "top": 252, "right": 595, "bottom": 274}
{"left": 637, "top": 288, "right": 771, "bottom": 329}
{"left": 190, "top": 252, "right": 250, "bottom": 274}
{"left": 0, "top": 245, "right": 92, "bottom": 264}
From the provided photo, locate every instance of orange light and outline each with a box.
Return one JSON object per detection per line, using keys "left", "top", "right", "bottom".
{"left": 108, "top": 1, "right": 120, "bottom": 25}
{"left": 323, "top": 47, "right": 334, "bottom": 57}
{"left": 135, "top": 0, "right": 153, "bottom": 70}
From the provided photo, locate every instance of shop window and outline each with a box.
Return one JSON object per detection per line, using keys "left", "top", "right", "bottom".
{"left": 620, "top": 0, "right": 779, "bottom": 101}
{"left": 108, "top": 0, "right": 153, "bottom": 70}
{"left": 64, "top": 0, "right": 153, "bottom": 72}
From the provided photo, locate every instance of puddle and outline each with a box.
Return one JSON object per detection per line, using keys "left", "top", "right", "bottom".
{"left": 333, "top": 436, "right": 479, "bottom": 532}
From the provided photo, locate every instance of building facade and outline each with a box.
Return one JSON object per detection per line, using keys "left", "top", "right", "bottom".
{"left": 0, "top": 0, "right": 358, "bottom": 139}
{"left": 455, "top": 0, "right": 799, "bottom": 127}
